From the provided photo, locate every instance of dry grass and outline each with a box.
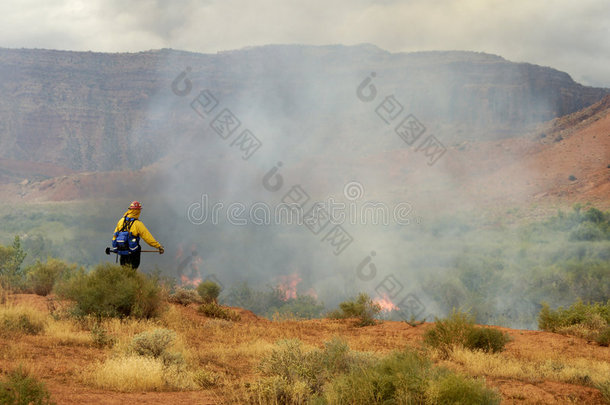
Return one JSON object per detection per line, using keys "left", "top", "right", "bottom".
{"left": 0, "top": 303, "right": 47, "bottom": 336}
{"left": 4, "top": 294, "right": 610, "bottom": 404}
{"left": 87, "top": 354, "right": 197, "bottom": 392}
{"left": 442, "top": 347, "right": 610, "bottom": 387}
{"left": 44, "top": 318, "right": 91, "bottom": 346}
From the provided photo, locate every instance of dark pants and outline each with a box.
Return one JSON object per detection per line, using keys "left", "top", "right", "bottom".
{"left": 120, "top": 250, "right": 141, "bottom": 269}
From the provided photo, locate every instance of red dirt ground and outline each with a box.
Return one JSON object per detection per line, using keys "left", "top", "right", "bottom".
{"left": 2, "top": 294, "right": 609, "bottom": 404}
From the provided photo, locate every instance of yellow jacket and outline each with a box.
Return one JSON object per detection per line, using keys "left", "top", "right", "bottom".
{"left": 112, "top": 209, "right": 161, "bottom": 249}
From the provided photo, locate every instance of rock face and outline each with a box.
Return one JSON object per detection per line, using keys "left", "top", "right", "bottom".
{"left": 0, "top": 45, "right": 607, "bottom": 174}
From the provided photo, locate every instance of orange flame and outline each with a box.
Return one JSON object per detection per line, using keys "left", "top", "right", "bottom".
{"left": 374, "top": 293, "right": 399, "bottom": 312}
{"left": 277, "top": 273, "right": 302, "bottom": 301}
{"left": 180, "top": 274, "right": 202, "bottom": 287}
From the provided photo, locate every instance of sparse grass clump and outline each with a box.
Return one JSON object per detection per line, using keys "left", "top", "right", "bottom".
{"left": 424, "top": 310, "right": 510, "bottom": 357}
{"left": 327, "top": 293, "right": 381, "bottom": 327}
{"left": 196, "top": 280, "right": 221, "bottom": 304}
{"left": 89, "top": 355, "right": 195, "bottom": 392}
{"left": 56, "top": 263, "right": 164, "bottom": 319}
{"left": 0, "top": 366, "right": 55, "bottom": 405}
{"left": 89, "top": 327, "right": 197, "bottom": 392}
{"left": 197, "top": 302, "right": 240, "bottom": 321}
{"left": 0, "top": 305, "right": 46, "bottom": 336}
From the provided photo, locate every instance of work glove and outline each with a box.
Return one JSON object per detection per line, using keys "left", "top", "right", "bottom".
{"left": 159, "top": 246, "right": 164, "bottom": 254}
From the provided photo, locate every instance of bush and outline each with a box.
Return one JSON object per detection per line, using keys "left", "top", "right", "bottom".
{"left": 223, "top": 282, "right": 285, "bottom": 316}
{"left": 429, "top": 372, "right": 501, "bottom": 405}
{"left": 324, "top": 349, "right": 500, "bottom": 404}
{"left": 538, "top": 301, "right": 610, "bottom": 333}
{"left": 197, "top": 302, "right": 240, "bottom": 321}
{"left": 26, "top": 258, "right": 76, "bottom": 296}
{"left": 0, "top": 366, "right": 55, "bottom": 405}
{"left": 129, "top": 329, "right": 176, "bottom": 359}
{"left": 56, "top": 263, "right": 164, "bottom": 319}
{"left": 570, "top": 222, "right": 605, "bottom": 241}
{"left": 196, "top": 280, "right": 221, "bottom": 304}
{"left": 270, "top": 295, "right": 325, "bottom": 320}
{"left": 0, "top": 306, "right": 46, "bottom": 336}
{"left": 256, "top": 338, "right": 375, "bottom": 403}
{"left": 168, "top": 288, "right": 201, "bottom": 306}
{"left": 466, "top": 327, "right": 511, "bottom": 353}
{"left": 424, "top": 310, "right": 475, "bottom": 357}
{"left": 327, "top": 293, "right": 381, "bottom": 326}
{"left": 90, "top": 323, "right": 115, "bottom": 348}
{"left": 595, "top": 327, "right": 610, "bottom": 347}
{"left": 0, "top": 236, "right": 27, "bottom": 290}
{"left": 424, "top": 310, "right": 509, "bottom": 356}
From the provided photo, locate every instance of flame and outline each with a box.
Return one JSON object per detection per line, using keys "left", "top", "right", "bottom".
{"left": 277, "top": 273, "right": 302, "bottom": 301}
{"left": 374, "top": 293, "right": 399, "bottom": 312}
{"left": 180, "top": 274, "right": 202, "bottom": 287}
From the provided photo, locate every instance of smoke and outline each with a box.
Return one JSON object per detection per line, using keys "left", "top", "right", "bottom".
{"left": 80, "top": 44, "right": 572, "bottom": 326}
{"left": 12, "top": 44, "right": 600, "bottom": 329}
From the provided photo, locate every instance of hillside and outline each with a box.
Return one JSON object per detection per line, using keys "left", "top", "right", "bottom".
{"left": 1, "top": 294, "right": 609, "bottom": 404}
{"left": 0, "top": 45, "right": 608, "bottom": 179}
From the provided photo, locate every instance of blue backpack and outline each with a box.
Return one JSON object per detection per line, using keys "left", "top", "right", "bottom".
{"left": 112, "top": 217, "right": 140, "bottom": 255}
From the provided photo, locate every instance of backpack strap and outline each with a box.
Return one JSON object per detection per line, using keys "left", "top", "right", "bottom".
{"left": 120, "top": 216, "right": 137, "bottom": 233}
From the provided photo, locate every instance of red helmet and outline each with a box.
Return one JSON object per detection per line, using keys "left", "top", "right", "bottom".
{"left": 129, "top": 201, "right": 142, "bottom": 210}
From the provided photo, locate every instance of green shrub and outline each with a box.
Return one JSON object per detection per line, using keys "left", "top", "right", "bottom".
{"left": 466, "top": 327, "right": 511, "bottom": 353}
{"left": 196, "top": 280, "right": 221, "bottom": 304}
{"left": 56, "top": 263, "right": 164, "bottom": 319}
{"left": 168, "top": 288, "right": 201, "bottom": 306}
{"left": 430, "top": 372, "right": 501, "bottom": 405}
{"left": 0, "top": 236, "right": 27, "bottom": 291}
{"left": 257, "top": 337, "right": 374, "bottom": 401}
{"left": 423, "top": 310, "right": 509, "bottom": 356}
{"left": 26, "top": 258, "right": 76, "bottom": 296}
{"left": 259, "top": 339, "right": 320, "bottom": 389}
{"left": 223, "top": 282, "right": 285, "bottom": 316}
{"left": 269, "top": 294, "right": 325, "bottom": 320}
{"left": 570, "top": 222, "right": 605, "bottom": 241}
{"left": 324, "top": 348, "right": 500, "bottom": 404}
{"left": 90, "top": 323, "right": 115, "bottom": 348}
{"left": 128, "top": 328, "right": 185, "bottom": 367}
{"left": 595, "top": 326, "right": 610, "bottom": 347}
{"left": 129, "top": 328, "right": 175, "bottom": 358}
{"left": 327, "top": 293, "right": 381, "bottom": 327}
{"left": 538, "top": 300, "right": 610, "bottom": 332}
{"left": 0, "top": 366, "right": 55, "bottom": 405}
{"left": 424, "top": 310, "right": 476, "bottom": 357}
{"left": 197, "top": 302, "right": 240, "bottom": 321}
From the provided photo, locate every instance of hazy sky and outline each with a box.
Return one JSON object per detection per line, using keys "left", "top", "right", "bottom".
{"left": 1, "top": 0, "right": 609, "bottom": 87}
